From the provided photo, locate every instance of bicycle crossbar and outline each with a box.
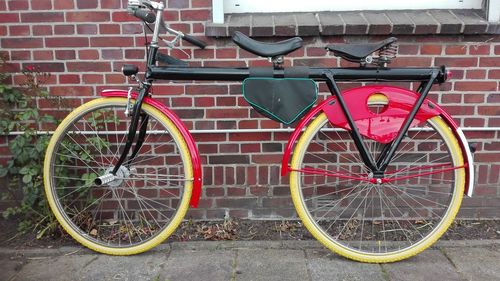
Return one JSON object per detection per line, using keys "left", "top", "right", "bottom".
{"left": 148, "top": 66, "right": 443, "bottom": 82}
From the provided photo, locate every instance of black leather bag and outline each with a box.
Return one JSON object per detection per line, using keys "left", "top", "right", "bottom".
{"left": 242, "top": 78, "right": 318, "bottom": 125}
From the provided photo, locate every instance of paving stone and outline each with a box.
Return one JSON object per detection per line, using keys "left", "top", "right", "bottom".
{"left": 306, "top": 249, "right": 385, "bottom": 281}
{"left": 429, "top": 10, "right": 462, "bottom": 34}
{"left": 442, "top": 246, "right": 500, "bottom": 281}
{"left": 161, "top": 249, "right": 234, "bottom": 281}
{"left": 0, "top": 257, "right": 24, "bottom": 281}
{"left": 364, "top": 12, "right": 392, "bottom": 35}
{"left": 383, "top": 249, "right": 464, "bottom": 281}
{"left": 236, "top": 249, "right": 308, "bottom": 281}
{"left": 318, "top": 12, "right": 344, "bottom": 35}
{"left": 341, "top": 12, "right": 368, "bottom": 34}
{"left": 15, "top": 255, "right": 99, "bottom": 281}
{"left": 84, "top": 253, "right": 172, "bottom": 281}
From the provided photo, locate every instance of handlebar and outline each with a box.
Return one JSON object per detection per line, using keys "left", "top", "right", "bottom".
{"left": 131, "top": 8, "right": 156, "bottom": 23}
{"left": 182, "top": 34, "right": 207, "bottom": 49}
{"left": 128, "top": 0, "right": 207, "bottom": 49}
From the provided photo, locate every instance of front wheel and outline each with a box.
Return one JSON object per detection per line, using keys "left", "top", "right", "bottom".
{"left": 289, "top": 107, "right": 466, "bottom": 263}
{"left": 44, "top": 97, "right": 193, "bottom": 255}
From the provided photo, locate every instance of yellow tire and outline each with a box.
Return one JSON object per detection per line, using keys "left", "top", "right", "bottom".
{"left": 290, "top": 110, "right": 465, "bottom": 263}
{"left": 44, "top": 98, "right": 193, "bottom": 255}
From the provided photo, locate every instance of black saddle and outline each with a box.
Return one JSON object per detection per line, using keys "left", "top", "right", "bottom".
{"left": 232, "top": 31, "right": 303, "bottom": 58}
{"left": 326, "top": 37, "right": 398, "bottom": 61}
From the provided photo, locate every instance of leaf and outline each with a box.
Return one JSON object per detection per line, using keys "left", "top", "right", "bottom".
{"left": 22, "top": 174, "right": 32, "bottom": 184}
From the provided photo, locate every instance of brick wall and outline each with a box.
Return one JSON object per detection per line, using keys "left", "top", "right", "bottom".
{"left": 0, "top": 0, "right": 499, "bottom": 219}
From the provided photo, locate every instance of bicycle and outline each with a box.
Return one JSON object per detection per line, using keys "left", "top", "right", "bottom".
{"left": 43, "top": 0, "right": 474, "bottom": 263}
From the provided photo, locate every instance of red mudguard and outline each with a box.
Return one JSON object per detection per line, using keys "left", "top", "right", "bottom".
{"left": 101, "top": 90, "right": 203, "bottom": 207}
{"left": 281, "top": 85, "right": 474, "bottom": 196}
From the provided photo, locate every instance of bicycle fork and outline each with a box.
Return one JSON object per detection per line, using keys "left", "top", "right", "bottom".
{"left": 94, "top": 84, "right": 151, "bottom": 186}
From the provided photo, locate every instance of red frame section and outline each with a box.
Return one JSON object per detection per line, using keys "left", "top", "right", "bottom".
{"left": 101, "top": 90, "right": 203, "bottom": 208}
{"left": 281, "top": 85, "right": 473, "bottom": 195}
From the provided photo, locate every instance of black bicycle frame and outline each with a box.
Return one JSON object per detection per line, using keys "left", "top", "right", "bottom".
{"left": 112, "top": 44, "right": 446, "bottom": 177}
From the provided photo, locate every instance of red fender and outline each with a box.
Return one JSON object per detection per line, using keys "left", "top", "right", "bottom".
{"left": 281, "top": 85, "right": 473, "bottom": 196}
{"left": 101, "top": 90, "right": 203, "bottom": 207}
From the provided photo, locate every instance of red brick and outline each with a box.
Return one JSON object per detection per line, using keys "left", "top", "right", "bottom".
{"left": 463, "top": 118, "right": 484, "bottom": 127}
{"left": 186, "top": 84, "right": 228, "bottom": 95}
{"left": 50, "top": 86, "right": 94, "bottom": 96}
{"left": 125, "top": 49, "right": 145, "bottom": 59}
{"left": 180, "top": 9, "right": 210, "bottom": 21}
{"left": 78, "top": 50, "right": 100, "bottom": 60}
{"left": 31, "top": 0, "right": 52, "bottom": 10}
{"left": 122, "top": 23, "right": 142, "bottom": 34}
{"left": 105, "top": 74, "right": 126, "bottom": 84}
{"left": 421, "top": 45, "right": 442, "bottom": 55}
{"left": 169, "top": 0, "right": 189, "bottom": 9}
{"left": 82, "top": 74, "right": 104, "bottom": 84}
{"left": 206, "top": 108, "right": 248, "bottom": 118}
{"left": 101, "top": 0, "right": 122, "bottom": 9}
{"left": 77, "top": 0, "right": 97, "bottom": 9}
{"left": 9, "top": 25, "right": 29, "bottom": 36}
{"left": 66, "top": 12, "right": 110, "bottom": 22}
{"left": 67, "top": 62, "right": 111, "bottom": 72}
{"left": 99, "top": 24, "right": 120, "bottom": 34}
{"left": 54, "top": 1, "right": 74, "bottom": 9}
{"left": 434, "top": 57, "right": 478, "bottom": 67}
{"left": 33, "top": 25, "right": 52, "bottom": 35}
{"left": 2, "top": 37, "right": 43, "bottom": 48}
{"left": 55, "top": 50, "right": 76, "bottom": 60}
{"left": 489, "top": 70, "right": 500, "bottom": 79}
{"left": 33, "top": 50, "right": 53, "bottom": 60}
{"left": 463, "top": 94, "right": 485, "bottom": 103}
{"left": 9, "top": 51, "right": 30, "bottom": 60}
{"left": 54, "top": 25, "right": 75, "bottom": 35}
{"left": 495, "top": 45, "right": 500, "bottom": 55}
{"left": 0, "top": 1, "right": 5, "bottom": 10}
{"left": 22, "top": 62, "right": 64, "bottom": 72}
{"left": 59, "top": 74, "right": 80, "bottom": 84}
{"left": 102, "top": 49, "right": 123, "bottom": 59}
{"left": 21, "top": 12, "right": 64, "bottom": 22}
{"left": 90, "top": 37, "right": 134, "bottom": 47}
{"left": 8, "top": 0, "right": 29, "bottom": 10}
{"left": 193, "top": 48, "right": 215, "bottom": 59}
{"left": 46, "top": 37, "right": 89, "bottom": 47}
{"left": 454, "top": 82, "right": 497, "bottom": 92}
{"left": 469, "top": 45, "right": 490, "bottom": 55}
{"left": 479, "top": 57, "right": 500, "bottom": 67}
{"left": 478, "top": 106, "right": 500, "bottom": 115}
{"left": 398, "top": 44, "right": 419, "bottom": 55}
{"left": 77, "top": 24, "right": 98, "bottom": 35}
{"left": 192, "top": 0, "right": 211, "bottom": 8}
{"left": 193, "top": 23, "right": 205, "bottom": 33}
{"left": 111, "top": 11, "right": 136, "bottom": 22}
{"left": 0, "top": 12, "right": 18, "bottom": 23}
{"left": 465, "top": 69, "right": 486, "bottom": 79}
{"left": 445, "top": 45, "right": 467, "bottom": 55}
{"left": 0, "top": 26, "right": 6, "bottom": 36}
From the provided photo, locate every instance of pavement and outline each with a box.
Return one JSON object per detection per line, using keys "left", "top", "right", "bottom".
{"left": 1, "top": 240, "right": 499, "bottom": 281}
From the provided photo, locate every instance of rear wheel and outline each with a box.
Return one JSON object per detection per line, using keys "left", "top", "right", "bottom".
{"left": 44, "top": 97, "right": 193, "bottom": 255}
{"left": 289, "top": 99, "right": 465, "bottom": 263}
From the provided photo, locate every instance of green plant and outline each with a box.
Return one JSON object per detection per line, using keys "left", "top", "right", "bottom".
{"left": 0, "top": 60, "right": 59, "bottom": 236}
